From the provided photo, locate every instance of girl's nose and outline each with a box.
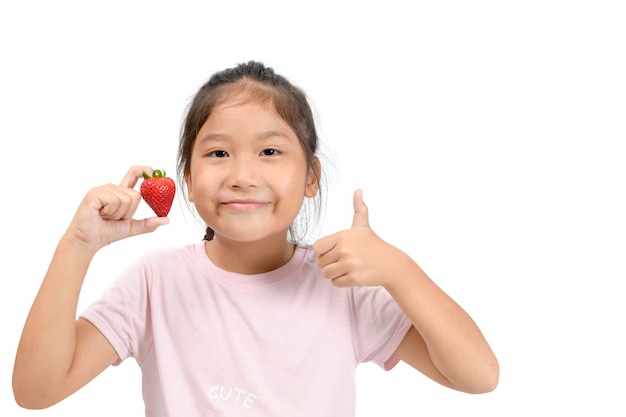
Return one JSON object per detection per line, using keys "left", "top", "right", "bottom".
{"left": 227, "top": 157, "right": 258, "bottom": 188}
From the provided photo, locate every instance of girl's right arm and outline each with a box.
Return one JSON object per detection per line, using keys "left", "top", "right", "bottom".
{"left": 12, "top": 166, "right": 169, "bottom": 409}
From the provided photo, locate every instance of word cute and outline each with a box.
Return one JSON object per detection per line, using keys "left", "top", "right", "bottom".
{"left": 208, "top": 385, "right": 257, "bottom": 409}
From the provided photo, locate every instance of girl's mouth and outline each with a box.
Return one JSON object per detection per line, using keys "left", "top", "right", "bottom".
{"left": 222, "top": 201, "right": 269, "bottom": 210}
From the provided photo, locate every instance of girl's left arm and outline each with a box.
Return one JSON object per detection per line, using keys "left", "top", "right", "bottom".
{"left": 384, "top": 252, "right": 499, "bottom": 393}
{"left": 314, "top": 190, "right": 499, "bottom": 394}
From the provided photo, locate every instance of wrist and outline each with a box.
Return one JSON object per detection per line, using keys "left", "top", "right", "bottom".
{"left": 59, "top": 231, "right": 100, "bottom": 260}
{"left": 380, "top": 248, "right": 422, "bottom": 291}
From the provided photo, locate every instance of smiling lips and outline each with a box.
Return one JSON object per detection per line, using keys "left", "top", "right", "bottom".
{"left": 221, "top": 200, "right": 269, "bottom": 210}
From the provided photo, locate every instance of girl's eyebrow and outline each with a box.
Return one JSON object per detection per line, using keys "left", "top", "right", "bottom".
{"left": 259, "top": 130, "right": 292, "bottom": 141}
{"left": 198, "top": 131, "right": 292, "bottom": 144}
{"left": 198, "top": 133, "right": 228, "bottom": 145}
{"left": 198, "top": 133, "right": 227, "bottom": 143}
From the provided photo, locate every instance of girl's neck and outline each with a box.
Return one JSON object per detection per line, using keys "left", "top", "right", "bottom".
{"left": 204, "top": 235, "right": 296, "bottom": 275}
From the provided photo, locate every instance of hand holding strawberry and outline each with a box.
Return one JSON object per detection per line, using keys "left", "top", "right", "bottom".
{"left": 140, "top": 169, "right": 176, "bottom": 217}
{"left": 67, "top": 166, "right": 170, "bottom": 251}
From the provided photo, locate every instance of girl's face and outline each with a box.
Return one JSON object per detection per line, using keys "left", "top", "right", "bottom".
{"left": 185, "top": 98, "right": 319, "bottom": 244}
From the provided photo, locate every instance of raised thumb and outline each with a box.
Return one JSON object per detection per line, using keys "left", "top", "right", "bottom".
{"left": 351, "top": 189, "right": 369, "bottom": 229}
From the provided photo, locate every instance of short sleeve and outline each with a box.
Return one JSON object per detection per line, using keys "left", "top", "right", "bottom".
{"left": 349, "top": 286, "right": 412, "bottom": 370}
{"left": 80, "top": 254, "right": 154, "bottom": 365}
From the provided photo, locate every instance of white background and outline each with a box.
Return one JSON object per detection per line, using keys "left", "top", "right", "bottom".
{"left": 1, "top": 0, "right": 624, "bottom": 415}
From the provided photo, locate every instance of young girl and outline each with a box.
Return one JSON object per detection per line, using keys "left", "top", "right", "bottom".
{"left": 13, "top": 61, "right": 499, "bottom": 416}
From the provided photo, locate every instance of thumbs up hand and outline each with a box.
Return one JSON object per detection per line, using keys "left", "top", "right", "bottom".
{"left": 313, "top": 189, "right": 406, "bottom": 288}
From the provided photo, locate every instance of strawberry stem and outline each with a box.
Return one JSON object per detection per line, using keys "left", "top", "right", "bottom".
{"left": 142, "top": 169, "right": 166, "bottom": 179}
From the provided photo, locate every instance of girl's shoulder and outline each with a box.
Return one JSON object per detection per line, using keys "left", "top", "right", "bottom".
{"left": 132, "top": 242, "right": 205, "bottom": 276}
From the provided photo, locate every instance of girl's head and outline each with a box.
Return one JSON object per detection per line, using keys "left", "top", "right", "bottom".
{"left": 177, "top": 61, "right": 324, "bottom": 243}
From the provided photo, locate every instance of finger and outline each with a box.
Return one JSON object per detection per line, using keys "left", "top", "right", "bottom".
{"left": 320, "top": 261, "right": 347, "bottom": 281}
{"left": 106, "top": 185, "right": 142, "bottom": 220}
{"left": 98, "top": 193, "right": 131, "bottom": 220}
{"left": 316, "top": 245, "right": 342, "bottom": 270}
{"left": 351, "top": 189, "right": 369, "bottom": 229}
{"left": 329, "top": 275, "right": 354, "bottom": 288}
{"left": 312, "top": 233, "right": 338, "bottom": 257}
{"left": 95, "top": 185, "right": 141, "bottom": 220}
{"left": 120, "top": 166, "right": 154, "bottom": 189}
{"left": 128, "top": 216, "right": 170, "bottom": 237}
{"left": 118, "top": 187, "right": 142, "bottom": 220}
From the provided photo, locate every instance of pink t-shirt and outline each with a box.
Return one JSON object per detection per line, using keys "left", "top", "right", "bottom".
{"left": 81, "top": 242, "right": 412, "bottom": 416}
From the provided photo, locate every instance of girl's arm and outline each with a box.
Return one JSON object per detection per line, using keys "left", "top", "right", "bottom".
{"left": 12, "top": 167, "right": 168, "bottom": 409}
{"left": 13, "top": 235, "right": 118, "bottom": 409}
{"left": 314, "top": 190, "right": 499, "bottom": 394}
{"left": 384, "top": 255, "right": 499, "bottom": 393}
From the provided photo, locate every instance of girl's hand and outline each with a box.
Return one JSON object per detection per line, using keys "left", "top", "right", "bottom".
{"left": 313, "top": 189, "right": 408, "bottom": 288}
{"left": 66, "top": 166, "right": 169, "bottom": 251}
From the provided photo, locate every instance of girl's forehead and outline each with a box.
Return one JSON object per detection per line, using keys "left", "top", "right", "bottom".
{"left": 215, "top": 90, "right": 275, "bottom": 112}
{"left": 197, "top": 100, "right": 295, "bottom": 141}
{"left": 209, "top": 99, "right": 282, "bottom": 124}
{"left": 196, "top": 85, "right": 300, "bottom": 142}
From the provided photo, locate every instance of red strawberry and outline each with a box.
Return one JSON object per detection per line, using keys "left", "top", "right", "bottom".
{"left": 140, "top": 169, "right": 176, "bottom": 217}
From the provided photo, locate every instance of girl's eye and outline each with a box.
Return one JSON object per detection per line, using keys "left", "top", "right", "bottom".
{"left": 261, "top": 149, "right": 278, "bottom": 156}
{"left": 209, "top": 150, "right": 228, "bottom": 158}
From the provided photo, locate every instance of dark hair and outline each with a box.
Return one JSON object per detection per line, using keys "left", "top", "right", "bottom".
{"left": 177, "top": 61, "right": 324, "bottom": 243}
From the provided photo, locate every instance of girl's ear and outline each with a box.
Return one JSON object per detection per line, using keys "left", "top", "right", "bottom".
{"left": 305, "top": 157, "right": 321, "bottom": 198}
{"left": 185, "top": 172, "right": 194, "bottom": 203}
